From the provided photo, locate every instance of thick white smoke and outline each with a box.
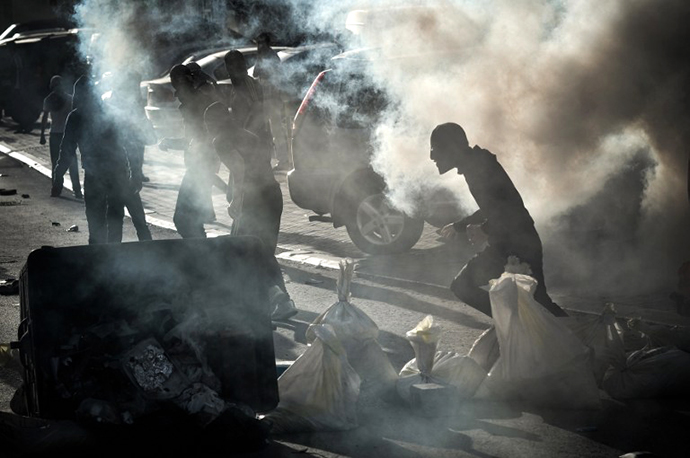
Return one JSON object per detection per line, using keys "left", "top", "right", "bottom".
{"left": 70, "top": 0, "right": 689, "bottom": 293}
{"left": 338, "top": 0, "right": 690, "bottom": 293}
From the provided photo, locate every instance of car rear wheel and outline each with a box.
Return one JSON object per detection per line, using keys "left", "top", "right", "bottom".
{"left": 346, "top": 192, "right": 424, "bottom": 255}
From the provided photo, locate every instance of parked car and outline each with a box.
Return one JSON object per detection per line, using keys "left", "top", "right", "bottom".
{"left": 144, "top": 43, "right": 339, "bottom": 138}
{"left": 287, "top": 48, "right": 467, "bottom": 255}
{"left": 0, "top": 18, "right": 77, "bottom": 44}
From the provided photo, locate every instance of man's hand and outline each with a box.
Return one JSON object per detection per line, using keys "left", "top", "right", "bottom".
{"left": 467, "top": 224, "right": 489, "bottom": 248}
{"left": 437, "top": 223, "right": 459, "bottom": 240}
{"left": 39, "top": 135, "right": 46, "bottom": 145}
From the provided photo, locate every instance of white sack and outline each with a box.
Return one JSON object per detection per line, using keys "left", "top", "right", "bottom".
{"left": 397, "top": 350, "right": 486, "bottom": 402}
{"left": 305, "top": 258, "right": 397, "bottom": 397}
{"left": 467, "top": 326, "right": 500, "bottom": 373}
{"left": 475, "top": 273, "right": 601, "bottom": 410}
{"left": 263, "top": 325, "right": 361, "bottom": 433}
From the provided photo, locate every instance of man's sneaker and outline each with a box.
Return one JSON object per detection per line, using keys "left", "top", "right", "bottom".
{"left": 271, "top": 298, "right": 298, "bottom": 322}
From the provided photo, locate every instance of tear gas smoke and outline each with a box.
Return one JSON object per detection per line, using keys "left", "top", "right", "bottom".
{"left": 338, "top": 0, "right": 690, "bottom": 294}
{"left": 70, "top": 0, "right": 689, "bottom": 294}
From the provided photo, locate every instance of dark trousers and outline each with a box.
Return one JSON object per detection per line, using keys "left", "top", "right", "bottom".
{"left": 50, "top": 132, "right": 81, "bottom": 195}
{"left": 450, "top": 243, "right": 567, "bottom": 317}
{"left": 232, "top": 180, "right": 287, "bottom": 293}
{"left": 84, "top": 171, "right": 127, "bottom": 245}
{"left": 124, "top": 189, "right": 152, "bottom": 241}
{"left": 173, "top": 168, "right": 212, "bottom": 239}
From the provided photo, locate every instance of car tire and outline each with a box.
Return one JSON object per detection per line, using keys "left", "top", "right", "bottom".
{"left": 346, "top": 191, "right": 425, "bottom": 255}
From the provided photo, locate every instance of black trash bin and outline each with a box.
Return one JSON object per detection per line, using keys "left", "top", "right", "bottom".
{"left": 12, "top": 235, "right": 279, "bottom": 421}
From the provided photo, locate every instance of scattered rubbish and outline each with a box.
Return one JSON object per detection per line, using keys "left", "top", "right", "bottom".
{"left": 474, "top": 270, "right": 601, "bottom": 410}
{"left": 304, "top": 278, "right": 323, "bottom": 285}
{"left": 66, "top": 225, "right": 79, "bottom": 232}
{"left": 0, "top": 278, "right": 19, "bottom": 296}
{"left": 0, "top": 174, "right": 7, "bottom": 177}
{"left": 619, "top": 452, "right": 660, "bottom": 458}
{"left": 0, "top": 188, "right": 17, "bottom": 195}
{"left": 561, "top": 303, "right": 626, "bottom": 386}
{"left": 262, "top": 324, "right": 361, "bottom": 433}
{"left": 51, "top": 221, "right": 61, "bottom": 226}
{"left": 21, "top": 194, "right": 30, "bottom": 198}
{"left": 306, "top": 258, "right": 398, "bottom": 398}
{"left": 602, "top": 345, "right": 690, "bottom": 399}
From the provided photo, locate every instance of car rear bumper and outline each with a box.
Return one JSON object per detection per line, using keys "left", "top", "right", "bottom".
{"left": 286, "top": 169, "right": 340, "bottom": 215}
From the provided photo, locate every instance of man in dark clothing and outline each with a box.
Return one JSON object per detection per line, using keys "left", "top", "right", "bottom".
{"left": 41, "top": 75, "right": 82, "bottom": 198}
{"left": 205, "top": 101, "right": 297, "bottom": 321}
{"left": 52, "top": 75, "right": 131, "bottom": 245}
{"left": 159, "top": 64, "right": 218, "bottom": 238}
{"left": 105, "top": 70, "right": 156, "bottom": 241}
{"left": 430, "top": 122, "right": 567, "bottom": 318}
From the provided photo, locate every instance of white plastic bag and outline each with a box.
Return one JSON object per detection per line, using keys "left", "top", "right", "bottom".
{"left": 263, "top": 325, "right": 361, "bottom": 433}
{"left": 397, "top": 350, "right": 486, "bottom": 402}
{"left": 404, "top": 315, "right": 442, "bottom": 376}
{"left": 305, "top": 258, "right": 397, "bottom": 397}
{"left": 475, "top": 272, "right": 601, "bottom": 410}
{"left": 467, "top": 326, "right": 500, "bottom": 373}
{"left": 560, "top": 303, "right": 626, "bottom": 386}
{"left": 602, "top": 346, "right": 690, "bottom": 399}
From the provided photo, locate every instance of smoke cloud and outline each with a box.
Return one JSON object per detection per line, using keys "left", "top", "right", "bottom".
{"left": 337, "top": 0, "right": 690, "bottom": 293}
{"left": 70, "top": 0, "right": 689, "bottom": 294}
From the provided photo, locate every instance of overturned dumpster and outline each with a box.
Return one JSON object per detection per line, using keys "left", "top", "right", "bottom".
{"left": 7, "top": 236, "right": 279, "bottom": 454}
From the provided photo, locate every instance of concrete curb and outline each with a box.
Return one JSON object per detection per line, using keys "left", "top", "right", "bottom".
{"left": 0, "top": 141, "right": 343, "bottom": 270}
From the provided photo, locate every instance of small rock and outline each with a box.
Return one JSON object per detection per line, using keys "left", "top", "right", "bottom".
{"left": 67, "top": 225, "right": 79, "bottom": 232}
{"left": 21, "top": 194, "right": 30, "bottom": 198}
{"left": 52, "top": 222, "right": 61, "bottom": 227}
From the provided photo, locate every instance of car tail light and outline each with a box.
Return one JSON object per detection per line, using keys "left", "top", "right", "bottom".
{"left": 292, "top": 70, "right": 329, "bottom": 134}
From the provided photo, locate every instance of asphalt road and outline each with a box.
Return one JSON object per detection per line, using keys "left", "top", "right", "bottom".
{"left": 1, "top": 118, "right": 689, "bottom": 457}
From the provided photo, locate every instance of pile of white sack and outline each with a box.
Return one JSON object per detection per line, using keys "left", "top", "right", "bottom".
{"left": 263, "top": 256, "right": 690, "bottom": 433}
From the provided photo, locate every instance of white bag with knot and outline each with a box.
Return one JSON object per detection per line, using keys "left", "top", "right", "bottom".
{"left": 263, "top": 324, "right": 361, "bottom": 433}
{"left": 474, "top": 272, "right": 601, "bottom": 410}
{"left": 397, "top": 350, "right": 486, "bottom": 402}
{"left": 306, "top": 258, "right": 398, "bottom": 397}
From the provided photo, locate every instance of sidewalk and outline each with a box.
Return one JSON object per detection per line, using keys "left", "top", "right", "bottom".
{"left": 1, "top": 122, "right": 689, "bottom": 328}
